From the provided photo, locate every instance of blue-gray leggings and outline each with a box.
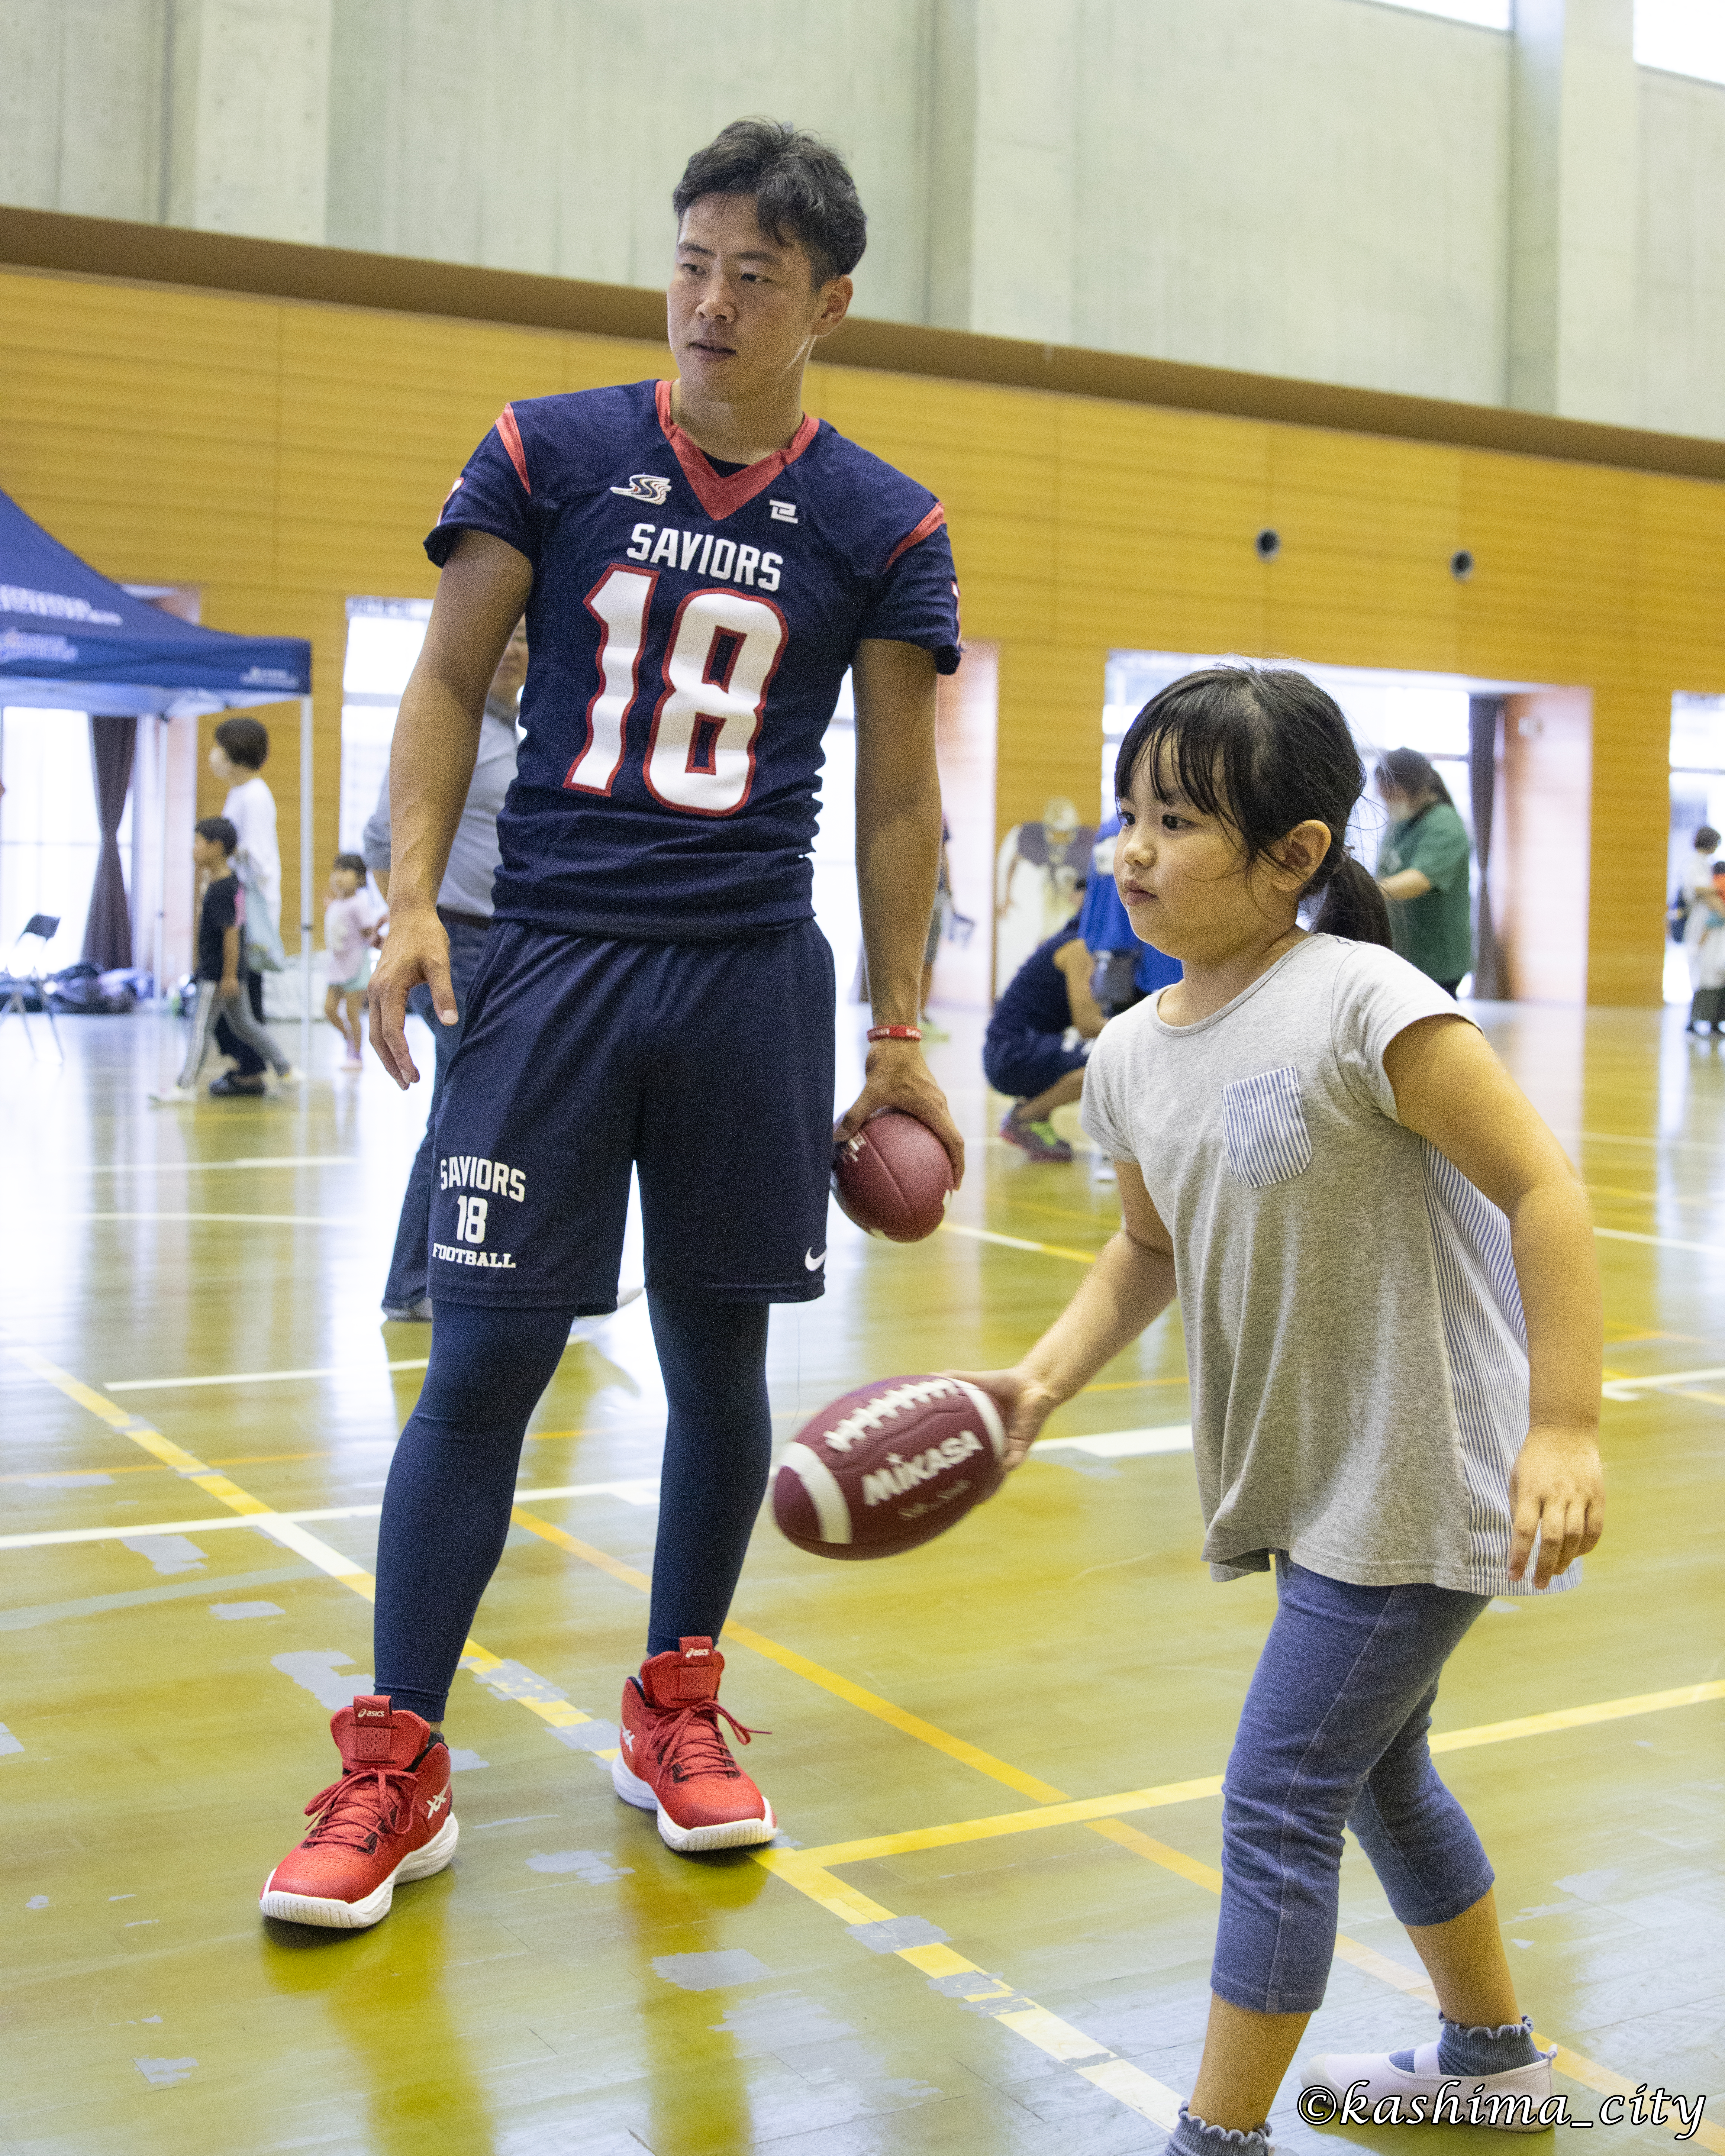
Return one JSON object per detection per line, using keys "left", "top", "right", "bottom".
{"left": 1213, "top": 1558, "right": 1494, "bottom": 2017}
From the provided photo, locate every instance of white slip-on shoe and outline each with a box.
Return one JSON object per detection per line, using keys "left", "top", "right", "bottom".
{"left": 1302, "top": 2043, "right": 1557, "bottom": 2131}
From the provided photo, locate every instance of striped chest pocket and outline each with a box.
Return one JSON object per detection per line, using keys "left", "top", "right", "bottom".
{"left": 1221, "top": 1065, "right": 1312, "bottom": 1190}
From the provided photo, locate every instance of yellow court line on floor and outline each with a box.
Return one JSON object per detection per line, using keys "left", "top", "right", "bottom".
{"left": 4, "top": 1345, "right": 615, "bottom": 1753}
{"left": 1429, "top": 1680, "right": 1725, "bottom": 1752}
{"left": 734, "top": 1837, "right": 1184, "bottom": 2127}
{"left": 508, "top": 1507, "right": 1067, "bottom": 1803}
{"left": 18, "top": 1345, "right": 1719, "bottom": 2146}
{"left": 767, "top": 1678, "right": 1725, "bottom": 1877}
{"left": 511, "top": 1506, "right": 1725, "bottom": 2148}
{"left": 756, "top": 1775, "right": 1226, "bottom": 1876}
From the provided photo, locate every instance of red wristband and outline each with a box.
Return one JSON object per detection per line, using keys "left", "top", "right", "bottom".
{"left": 867, "top": 1024, "right": 923, "bottom": 1042}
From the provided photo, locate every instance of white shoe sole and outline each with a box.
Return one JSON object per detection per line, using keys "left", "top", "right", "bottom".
{"left": 1304, "top": 2044, "right": 1556, "bottom": 2132}
{"left": 610, "top": 1755, "right": 776, "bottom": 1852}
{"left": 258, "top": 1812, "right": 458, "bottom": 1929}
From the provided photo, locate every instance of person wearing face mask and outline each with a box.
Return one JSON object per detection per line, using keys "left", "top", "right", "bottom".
{"left": 1374, "top": 749, "right": 1474, "bottom": 997}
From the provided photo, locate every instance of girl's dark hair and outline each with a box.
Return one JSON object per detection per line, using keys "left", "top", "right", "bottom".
{"left": 673, "top": 118, "right": 866, "bottom": 286}
{"left": 333, "top": 852, "right": 368, "bottom": 877}
{"left": 1374, "top": 746, "right": 1453, "bottom": 810}
{"left": 214, "top": 715, "right": 269, "bottom": 769}
{"left": 1114, "top": 666, "right": 1392, "bottom": 947}
{"left": 1696, "top": 824, "right": 1721, "bottom": 851}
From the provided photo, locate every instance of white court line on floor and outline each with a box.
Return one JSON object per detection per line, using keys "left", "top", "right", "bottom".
{"left": 1570, "top": 1128, "right": 1725, "bottom": 1155}
{"left": 1593, "top": 1226, "right": 1725, "bottom": 1256}
{"left": 1036, "top": 1426, "right": 1193, "bottom": 1458}
{"left": 78, "top": 1157, "right": 361, "bottom": 1174}
{"left": 941, "top": 1222, "right": 1055, "bottom": 1255}
{"left": 1600, "top": 1365, "right": 1725, "bottom": 1400}
{"left": 107, "top": 1359, "right": 431, "bottom": 1392}
{"left": 0, "top": 1478, "right": 662, "bottom": 1553}
{"left": 75, "top": 1212, "right": 362, "bottom": 1227}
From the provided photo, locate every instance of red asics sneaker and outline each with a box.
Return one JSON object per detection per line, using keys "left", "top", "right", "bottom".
{"left": 612, "top": 1637, "right": 776, "bottom": 1852}
{"left": 259, "top": 1696, "right": 456, "bottom": 1928}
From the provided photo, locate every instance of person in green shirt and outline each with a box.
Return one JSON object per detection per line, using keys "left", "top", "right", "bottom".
{"left": 1374, "top": 749, "right": 1474, "bottom": 993}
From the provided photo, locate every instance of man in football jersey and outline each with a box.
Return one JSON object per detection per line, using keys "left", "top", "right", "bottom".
{"left": 260, "top": 120, "right": 964, "bottom": 1929}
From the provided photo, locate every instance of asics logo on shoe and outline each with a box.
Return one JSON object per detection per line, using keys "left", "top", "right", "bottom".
{"left": 425, "top": 1791, "right": 448, "bottom": 1818}
{"left": 804, "top": 1247, "right": 825, "bottom": 1270}
{"left": 355, "top": 1705, "right": 387, "bottom": 1719}
{"left": 620, "top": 1729, "right": 633, "bottom": 1751}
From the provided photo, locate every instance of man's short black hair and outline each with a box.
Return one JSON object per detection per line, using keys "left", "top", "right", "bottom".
{"left": 214, "top": 716, "right": 269, "bottom": 769}
{"left": 196, "top": 816, "right": 238, "bottom": 854}
{"left": 673, "top": 118, "right": 866, "bottom": 287}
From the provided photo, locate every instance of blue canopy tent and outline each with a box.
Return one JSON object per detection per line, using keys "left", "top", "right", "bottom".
{"left": 0, "top": 487, "right": 315, "bottom": 1048}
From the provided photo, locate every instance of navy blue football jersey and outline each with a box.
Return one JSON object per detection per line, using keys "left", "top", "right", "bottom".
{"left": 425, "top": 379, "right": 961, "bottom": 940}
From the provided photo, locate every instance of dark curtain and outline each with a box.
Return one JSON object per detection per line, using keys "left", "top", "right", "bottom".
{"left": 1468, "top": 695, "right": 1506, "bottom": 1000}
{"left": 81, "top": 714, "right": 136, "bottom": 970}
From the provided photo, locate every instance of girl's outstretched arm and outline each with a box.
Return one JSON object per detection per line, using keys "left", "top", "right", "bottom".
{"left": 954, "top": 1161, "right": 1179, "bottom": 1468}
{"left": 1383, "top": 1014, "right": 1605, "bottom": 1588}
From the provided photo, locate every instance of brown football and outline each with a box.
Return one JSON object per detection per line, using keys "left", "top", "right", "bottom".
{"left": 832, "top": 1110, "right": 954, "bottom": 1242}
{"left": 773, "top": 1374, "right": 1007, "bottom": 1560}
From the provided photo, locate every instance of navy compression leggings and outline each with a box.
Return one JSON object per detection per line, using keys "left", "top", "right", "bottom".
{"left": 373, "top": 1295, "right": 773, "bottom": 1723}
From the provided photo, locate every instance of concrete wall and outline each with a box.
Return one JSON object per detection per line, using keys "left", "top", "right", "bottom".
{"left": 324, "top": 0, "right": 937, "bottom": 324}
{"left": 3, "top": 0, "right": 1725, "bottom": 437}
{"left": 1639, "top": 62, "right": 1725, "bottom": 441}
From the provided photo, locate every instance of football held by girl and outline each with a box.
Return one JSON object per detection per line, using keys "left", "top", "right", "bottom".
{"left": 963, "top": 668, "right": 1605, "bottom": 2150}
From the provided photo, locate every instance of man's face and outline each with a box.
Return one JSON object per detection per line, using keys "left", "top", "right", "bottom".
{"left": 667, "top": 193, "right": 850, "bottom": 407}
{"left": 489, "top": 624, "right": 528, "bottom": 711}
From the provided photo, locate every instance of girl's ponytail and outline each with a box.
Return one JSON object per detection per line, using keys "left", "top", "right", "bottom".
{"left": 1310, "top": 853, "right": 1392, "bottom": 947}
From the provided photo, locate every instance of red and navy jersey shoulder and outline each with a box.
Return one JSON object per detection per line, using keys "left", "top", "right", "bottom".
{"left": 426, "top": 378, "right": 961, "bottom": 941}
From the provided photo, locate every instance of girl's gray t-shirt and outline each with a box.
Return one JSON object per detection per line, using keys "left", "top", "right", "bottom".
{"left": 1080, "top": 933, "right": 1573, "bottom": 1599}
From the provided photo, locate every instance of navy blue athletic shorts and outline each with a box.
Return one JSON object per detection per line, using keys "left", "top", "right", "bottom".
{"left": 983, "top": 1023, "right": 1090, "bottom": 1103}
{"left": 426, "top": 920, "right": 836, "bottom": 1311}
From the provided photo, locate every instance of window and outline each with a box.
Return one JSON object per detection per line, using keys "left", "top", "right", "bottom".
{"left": 0, "top": 707, "right": 125, "bottom": 969}
{"left": 1667, "top": 692, "right": 1725, "bottom": 1002}
{"left": 1354, "top": 0, "right": 1511, "bottom": 29}
{"left": 340, "top": 598, "right": 431, "bottom": 853}
{"left": 1635, "top": 0, "right": 1725, "bottom": 86}
{"left": 1102, "top": 653, "right": 1472, "bottom": 844}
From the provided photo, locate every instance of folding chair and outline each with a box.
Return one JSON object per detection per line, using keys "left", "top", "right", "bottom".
{"left": 0, "top": 914, "right": 64, "bottom": 1058}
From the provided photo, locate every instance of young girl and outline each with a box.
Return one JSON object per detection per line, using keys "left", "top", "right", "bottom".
{"left": 964, "top": 668, "right": 1603, "bottom": 2150}
{"left": 324, "top": 852, "right": 386, "bottom": 1071}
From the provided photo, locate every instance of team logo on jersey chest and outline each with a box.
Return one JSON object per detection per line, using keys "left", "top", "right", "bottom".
{"left": 611, "top": 474, "right": 672, "bottom": 504}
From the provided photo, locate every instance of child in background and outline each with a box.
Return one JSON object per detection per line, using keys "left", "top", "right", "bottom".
{"left": 324, "top": 852, "right": 386, "bottom": 1071}
{"left": 961, "top": 667, "right": 1603, "bottom": 2153}
{"left": 151, "top": 818, "right": 297, "bottom": 1104}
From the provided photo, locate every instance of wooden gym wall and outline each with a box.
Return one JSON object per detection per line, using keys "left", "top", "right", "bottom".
{"left": 4, "top": 212, "right": 1724, "bottom": 1007}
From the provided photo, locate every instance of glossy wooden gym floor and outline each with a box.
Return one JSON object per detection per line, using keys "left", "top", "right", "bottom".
{"left": 1, "top": 1001, "right": 1720, "bottom": 2156}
